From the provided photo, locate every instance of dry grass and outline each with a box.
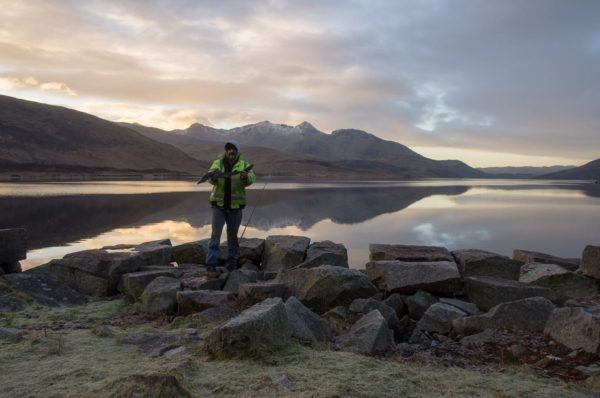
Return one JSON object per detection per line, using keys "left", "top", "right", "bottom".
{"left": 0, "top": 299, "right": 591, "bottom": 398}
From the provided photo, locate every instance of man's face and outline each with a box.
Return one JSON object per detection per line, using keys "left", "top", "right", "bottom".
{"left": 226, "top": 146, "right": 238, "bottom": 161}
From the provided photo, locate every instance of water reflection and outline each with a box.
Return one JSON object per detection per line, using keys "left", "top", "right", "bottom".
{"left": 0, "top": 181, "right": 597, "bottom": 269}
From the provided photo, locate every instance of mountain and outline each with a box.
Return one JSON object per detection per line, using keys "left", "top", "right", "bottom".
{"left": 538, "top": 159, "right": 600, "bottom": 180}
{"left": 0, "top": 95, "right": 207, "bottom": 175}
{"left": 477, "top": 165, "right": 575, "bottom": 178}
{"left": 128, "top": 120, "right": 487, "bottom": 178}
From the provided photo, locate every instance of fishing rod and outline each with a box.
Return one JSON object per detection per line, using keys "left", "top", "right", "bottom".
{"left": 239, "top": 179, "right": 268, "bottom": 241}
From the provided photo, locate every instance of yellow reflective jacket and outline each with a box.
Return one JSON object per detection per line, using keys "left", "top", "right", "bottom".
{"left": 208, "top": 153, "right": 255, "bottom": 209}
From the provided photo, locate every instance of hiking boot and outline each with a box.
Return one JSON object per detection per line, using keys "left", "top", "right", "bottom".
{"left": 206, "top": 268, "right": 220, "bottom": 279}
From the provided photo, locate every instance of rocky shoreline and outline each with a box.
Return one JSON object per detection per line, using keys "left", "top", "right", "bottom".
{"left": 1, "top": 228, "right": 600, "bottom": 396}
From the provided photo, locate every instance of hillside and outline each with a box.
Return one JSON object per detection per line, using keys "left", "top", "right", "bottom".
{"left": 0, "top": 95, "right": 207, "bottom": 175}
{"left": 539, "top": 159, "right": 600, "bottom": 180}
{"left": 478, "top": 165, "right": 575, "bottom": 178}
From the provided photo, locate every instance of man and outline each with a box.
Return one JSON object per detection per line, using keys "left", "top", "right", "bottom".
{"left": 205, "top": 140, "right": 255, "bottom": 278}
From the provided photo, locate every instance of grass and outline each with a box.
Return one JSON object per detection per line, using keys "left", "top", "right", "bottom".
{"left": 0, "top": 299, "right": 592, "bottom": 398}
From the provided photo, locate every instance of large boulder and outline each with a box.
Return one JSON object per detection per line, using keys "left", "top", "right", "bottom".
{"left": 519, "top": 262, "right": 597, "bottom": 303}
{"left": 464, "top": 276, "right": 556, "bottom": 311}
{"left": 3, "top": 268, "right": 87, "bottom": 307}
{"left": 238, "top": 282, "right": 289, "bottom": 306}
{"left": 285, "top": 296, "right": 331, "bottom": 344}
{"left": 220, "top": 238, "right": 265, "bottom": 265}
{"left": 453, "top": 297, "right": 555, "bottom": 335}
{"left": 403, "top": 290, "right": 439, "bottom": 319}
{"left": 513, "top": 249, "right": 579, "bottom": 271}
{"left": 48, "top": 249, "right": 145, "bottom": 296}
{"left": 205, "top": 298, "right": 291, "bottom": 358}
{"left": 121, "top": 269, "right": 181, "bottom": 300}
{"left": 277, "top": 265, "right": 378, "bottom": 313}
{"left": 366, "top": 260, "right": 461, "bottom": 295}
{"left": 171, "top": 240, "right": 209, "bottom": 264}
{"left": 382, "top": 293, "right": 407, "bottom": 318}
{"left": 414, "top": 302, "right": 467, "bottom": 334}
{"left": 261, "top": 236, "right": 310, "bottom": 277}
{"left": 545, "top": 306, "right": 600, "bottom": 353}
{"left": 334, "top": 310, "right": 393, "bottom": 356}
{"left": 295, "top": 241, "right": 348, "bottom": 269}
{"left": 439, "top": 298, "right": 479, "bottom": 316}
{"left": 139, "top": 277, "right": 181, "bottom": 314}
{"left": 1, "top": 262, "right": 22, "bottom": 274}
{"left": 349, "top": 298, "right": 403, "bottom": 336}
{"left": 223, "top": 269, "right": 257, "bottom": 294}
{"left": 176, "top": 290, "right": 235, "bottom": 315}
{"left": 452, "top": 249, "right": 522, "bottom": 280}
{"left": 133, "top": 239, "right": 173, "bottom": 265}
{"left": 369, "top": 244, "right": 453, "bottom": 262}
{"left": 0, "top": 228, "right": 27, "bottom": 263}
{"left": 581, "top": 245, "right": 600, "bottom": 280}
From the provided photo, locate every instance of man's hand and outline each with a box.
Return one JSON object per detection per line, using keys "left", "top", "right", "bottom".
{"left": 240, "top": 171, "right": 248, "bottom": 180}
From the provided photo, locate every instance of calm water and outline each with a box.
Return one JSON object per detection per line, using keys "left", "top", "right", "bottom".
{"left": 1, "top": 180, "right": 598, "bottom": 270}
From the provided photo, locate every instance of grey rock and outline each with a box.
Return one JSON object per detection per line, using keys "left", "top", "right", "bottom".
{"left": 223, "top": 269, "right": 257, "bottom": 294}
{"left": 120, "top": 330, "right": 178, "bottom": 353}
{"left": 121, "top": 269, "right": 180, "bottom": 300}
{"left": 416, "top": 303, "right": 467, "bottom": 334}
{"left": 139, "top": 277, "right": 181, "bottom": 314}
{"left": 262, "top": 235, "right": 310, "bottom": 276}
{"left": 176, "top": 290, "right": 235, "bottom": 315}
{"left": 221, "top": 238, "right": 265, "bottom": 264}
{"left": 334, "top": 310, "right": 393, "bottom": 356}
{"left": 268, "top": 372, "right": 293, "bottom": 390}
{"left": 366, "top": 260, "right": 461, "bottom": 295}
{"left": 92, "top": 325, "right": 115, "bottom": 338}
{"left": 513, "top": 249, "right": 579, "bottom": 271}
{"left": 0, "top": 326, "right": 23, "bottom": 342}
{"left": 238, "top": 282, "right": 289, "bottom": 305}
{"left": 205, "top": 297, "right": 291, "bottom": 358}
{"left": 564, "top": 295, "right": 600, "bottom": 308}
{"left": 369, "top": 244, "right": 453, "bottom": 262}
{"left": 349, "top": 298, "right": 401, "bottom": 332}
{"left": 581, "top": 245, "right": 600, "bottom": 280}
{"left": 454, "top": 297, "right": 555, "bottom": 335}
{"left": 296, "top": 240, "right": 348, "bottom": 269}
{"left": 519, "top": 262, "right": 597, "bottom": 303}
{"left": 285, "top": 296, "right": 331, "bottom": 344}
{"left": 323, "top": 306, "right": 348, "bottom": 335}
{"left": 439, "top": 298, "right": 480, "bottom": 316}
{"left": 460, "top": 328, "right": 496, "bottom": 347}
{"left": 277, "top": 265, "right": 378, "bottom": 313}
{"left": 1, "top": 261, "right": 22, "bottom": 274}
{"left": 198, "top": 306, "right": 238, "bottom": 323}
{"left": 464, "top": 276, "right": 556, "bottom": 311}
{"left": 0, "top": 228, "right": 27, "bottom": 263}
{"left": 171, "top": 240, "right": 209, "bottom": 264}
{"left": 404, "top": 290, "right": 439, "bottom": 319}
{"left": 4, "top": 269, "right": 87, "bottom": 307}
{"left": 452, "top": 249, "right": 522, "bottom": 280}
{"left": 0, "top": 294, "right": 27, "bottom": 312}
{"left": 383, "top": 293, "right": 407, "bottom": 318}
{"left": 181, "top": 275, "right": 225, "bottom": 291}
{"left": 544, "top": 306, "right": 600, "bottom": 353}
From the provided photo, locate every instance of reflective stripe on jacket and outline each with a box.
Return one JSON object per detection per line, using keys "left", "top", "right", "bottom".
{"left": 208, "top": 153, "right": 255, "bottom": 209}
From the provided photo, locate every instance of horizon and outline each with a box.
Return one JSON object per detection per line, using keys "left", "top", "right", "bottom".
{"left": 0, "top": 1, "right": 598, "bottom": 167}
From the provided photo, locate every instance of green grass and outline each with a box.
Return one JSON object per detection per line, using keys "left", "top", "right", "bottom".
{"left": 0, "top": 299, "right": 590, "bottom": 398}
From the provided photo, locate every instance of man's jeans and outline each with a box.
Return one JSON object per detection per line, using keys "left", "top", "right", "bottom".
{"left": 206, "top": 206, "right": 243, "bottom": 269}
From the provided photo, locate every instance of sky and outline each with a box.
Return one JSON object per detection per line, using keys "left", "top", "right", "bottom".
{"left": 0, "top": 0, "right": 598, "bottom": 167}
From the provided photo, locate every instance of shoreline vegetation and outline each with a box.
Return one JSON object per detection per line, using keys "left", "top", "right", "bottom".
{"left": 2, "top": 229, "right": 600, "bottom": 397}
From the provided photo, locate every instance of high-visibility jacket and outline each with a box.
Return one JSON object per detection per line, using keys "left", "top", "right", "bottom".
{"left": 208, "top": 153, "right": 255, "bottom": 209}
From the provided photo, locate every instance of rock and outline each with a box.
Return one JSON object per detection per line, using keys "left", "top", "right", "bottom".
{"left": 0, "top": 326, "right": 23, "bottom": 342}
{"left": 92, "top": 325, "right": 115, "bottom": 338}
{"left": 564, "top": 295, "right": 600, "bottom": 308}
{"left": 295, "top": 240, "right": 348, "bottom": 269}
{"left": 198, "top": 306, "right": 238, "bottom": 323}
{"left": 323, "top": 306, "right": 348, "bottom": 335}
{"left": 268, "top": 372, "right": 293, "bottom": 390}
{"left": 171, "top": 240, "right": 209, "bottom": 264}
{"left": 4, "top": 269, "right": 87, "bottom": 307}
{"left": 366, "top": 260, "right": 461, "bottom": 295}
{"left": 334, "top": 310, "right": 393, "bottom": 356}
{"left": 519, "top": 262, "right": 597, "bottom": 303}
{"left": 383, "top": 293, "right": 407, "bottom": 318}
{"left": 460, "top": 328, "right": 496, "bottom": 347}
{"left": 581, "top": 245, "right": 600, "bottom": 279}
{"left": 349, "top": 298, "right": 401, "bottom": 331}
{"left": 369, "top": 244, "right": 453, "bottom": 262}
{"left": 544, "top": 306, "right": 600, "bottom": 353}
{"left": 0, "top": 294, "right": 27, "bottom": 312}
{"left": 0, "top": 228, "right": 27, "bottom": 263}
{"left": 176, "top": 290, "right": 235, "bottom": 315}
{"left": 1, "top": 261, "right": 22, "bottom": 274}
{"left": 262, "top": 235, "right": 310, "bottom": 277}
{"left": 121, "top": 269, "right": 181, "bottom": 300}
{"left": 135, "top": 239, "right": 173, "bottom": 265}
{"left": 452, "top": 249, "right": 522, "bottom": 280}
{"left": 464, "top": 276, "right": 556, "bottom": 311}
{"left": 205, "top": 298, "right": 291, "bottom": 358}
{"left": 415, "top": 303, "right": 467, "bottom": 334}
{"left": 285, "top": 296, "right": 331, "bottom": 344}
{"left": 49, "top": 249, "right": 145, "bottom": 296}
{"left": 238, "top": 282, "right": 289, "bottom": 305}
{"left": 139, "top": 277, "right": 181, "bottom": 314}
{"left": 120, "top": 330, "right": 178, "bottom": 353}
{"left": 277, "top": 265, "right": 378, "bottom": 313}
{"left": 223, "top": 269, "right": 257, "bottom": 294}
{"left": 107, "top": 373, "right": 192, "bottom": 398}
{"left": 404, "top": 291, "right": 439, "bottom": 319}
{"left": 220, "top": 238, "right": 265, "bottom": 264}
{"left": 439, "top": 298, "right": 479, "bottom": 316}
{"left": 181, "top": 275, "right": 226, "bottom": 291}
{"left": 453, "top": 297, "right": 555, "bottom": 335}
{"left": 513, "top": 249, "right": 579, "bottom": 271}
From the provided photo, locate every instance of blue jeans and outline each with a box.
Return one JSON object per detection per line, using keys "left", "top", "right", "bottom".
{"left": 206, "top": 207, "right": 243, "bottom": 269}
